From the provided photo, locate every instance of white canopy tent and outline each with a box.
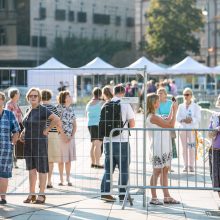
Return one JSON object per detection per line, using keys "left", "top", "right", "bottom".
{"left": 27, "top": 57, "right": 77, "bottom": 103}
{"left": 77, "top": 57, "right": 145, "bottom": 96}
{"left": 213, "top": 66, "right": 220, "bottom": 74}
{"left": 166, "top": 56, "right": 212, "bottom": 74}
{"left": 127, "top": 56, "right": 166, "bottom": 75}
{"left": 166, "top": 56, "right": 213, "bottom": 91}
{"left": 78, "top": 57, "right": 142, "bottom": 75}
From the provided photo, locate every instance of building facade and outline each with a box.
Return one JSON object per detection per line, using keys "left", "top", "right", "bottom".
{"left": 0, "top": 0, "right": 135, "bottom": 67}
{"left": 134, "top": 0, "right": 220, "bottom": 66}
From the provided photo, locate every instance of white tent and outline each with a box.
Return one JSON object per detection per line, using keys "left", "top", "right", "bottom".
{"left": 78, "top": 57, "right": 115, "bottom": 75}
{"left": 27, "top": 57, "right": 77, "bottom": 103}
{"left": 78, "top": 57, "right": 143, "bottom": 75}
{"left": 212, "top": 66, "right": 220, "bottom": 74}
{"left": 166, "top": 56, "right": 212, "bottom": 74}
{"left": 127, "top": 56, "right": 166, "bottom": 75}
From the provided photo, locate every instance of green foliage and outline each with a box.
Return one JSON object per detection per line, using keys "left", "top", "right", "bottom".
{"left": 146, "top": 0, "right": 204, "bottom": 64}
{"left": 50, "top": 37, "right": 132, "bottom": 67}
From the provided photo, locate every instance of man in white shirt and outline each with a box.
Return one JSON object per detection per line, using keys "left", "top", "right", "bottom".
{"left": 100, "top": 85, "right": 135, "bottom": 202}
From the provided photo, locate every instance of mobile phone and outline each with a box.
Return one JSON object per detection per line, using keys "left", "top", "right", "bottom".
{"left": 172, "top": 96, "right": 176, "bottom": 102}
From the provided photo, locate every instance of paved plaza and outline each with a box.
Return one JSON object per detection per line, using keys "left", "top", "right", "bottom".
{"left": 1, "top": 109, "right": 220, "bottom": 219}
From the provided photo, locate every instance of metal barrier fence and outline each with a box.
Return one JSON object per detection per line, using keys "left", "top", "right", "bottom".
{"left": 108, "top": 127, "right": 219, "bottom": 209}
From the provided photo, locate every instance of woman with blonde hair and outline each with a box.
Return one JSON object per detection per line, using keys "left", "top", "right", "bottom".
{"left": 102, "top": 85, "right": 113, "bottom": 102}
{"left": 21, "top": 88, "right": 59, "bottom": 204}
{"left": 176, "top": 88, "right": 201, "bottom": 172}
{"left": 146, "top": 93, "right": 179, "bottom": 205}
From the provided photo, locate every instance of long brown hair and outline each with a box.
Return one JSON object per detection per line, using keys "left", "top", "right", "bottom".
{"left": 147, "top": 93, "right": 159, "bottom": 116}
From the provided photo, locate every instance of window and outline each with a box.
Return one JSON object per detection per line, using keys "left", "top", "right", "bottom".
{"left": 0, "top": 26, "right": 6, "bottom": 45}
{"left": 126, "top": 17, "right": 134, "bottom": 27}
{"left": 32, "top": 36, "right": 47, "bottom": 47}
{"left": 115, "top": 16, "right": 121, "bottom": 26}
{"left": 39, "top": 7, "right": 46, "bottom": 19}
{"left": 77, "top": 12, "right": 86, "bottom": 22}
{"left": 0, "top": 0, "right": 5, "bottom": 9}
{"left": 55, "top": 9, "right": 66, "bottom": 21}
{"left": 68, "top": 11, "right": 74, "bottom": 21}
{"left": 93, "top": 13, "right": 110, "bottom": 25}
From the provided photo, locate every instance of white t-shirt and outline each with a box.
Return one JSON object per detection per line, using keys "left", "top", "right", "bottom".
{"left": 103, "top": 97, "right": 135, "bottom": 143}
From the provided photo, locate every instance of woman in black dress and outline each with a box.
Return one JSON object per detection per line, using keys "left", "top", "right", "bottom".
{"left": 21, "top": 88, "right": 59, "bottom": 204}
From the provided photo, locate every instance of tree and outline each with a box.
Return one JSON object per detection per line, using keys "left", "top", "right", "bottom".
{"left": 50, "top": 37, "right": 133, "bottom": 67}
{"left": 146, "top": 0, "right": 204, "bottom": 64}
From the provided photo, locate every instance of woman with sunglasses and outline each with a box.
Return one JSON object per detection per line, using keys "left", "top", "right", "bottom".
{"left": 21, "top": 88, "right": 59, "bottom": 204}
{"left": 176, "top": 88, "right": 201, "bottom": 172}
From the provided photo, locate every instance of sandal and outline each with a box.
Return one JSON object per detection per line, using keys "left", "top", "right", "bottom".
{"left": 58, "top": 183, "right": 64, "bottom": 186}
{"left": 34, "top": 195, "right": 46, "bottom": 204}
{"left": 149, "top": 198, "right": 163, "bottom": 205}
{"left": 164, "top": 197, "right": 180, "bottom": 204}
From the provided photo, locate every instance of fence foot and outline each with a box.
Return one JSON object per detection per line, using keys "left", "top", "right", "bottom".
{"left": 121, "top": 188, "right": 133, "bottom": 210}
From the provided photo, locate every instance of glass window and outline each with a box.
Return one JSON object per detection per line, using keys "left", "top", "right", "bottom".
{"left": 55, "top": 9, "right": 66, "bottom": 21}
{"left": 0, "top": 26, "right": 6, "bottom": 45}
{"left": 68, "top": 11, "right": 74, "bottom": 21}
{"left": 77, "top": 12, "right": 86, "bottom": 22}
{"left": 39, "top": 7, "right": 46, "bottom": 19}
{"left": 0, "top": 0, "right": 5, "bottom": 9}
{"left": 93, "top": 14, "right": 110, "bottom": 25}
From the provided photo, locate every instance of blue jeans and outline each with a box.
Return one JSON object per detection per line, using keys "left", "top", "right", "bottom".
{"left": 101, "top": 142, "right": 130, "bottom": 194}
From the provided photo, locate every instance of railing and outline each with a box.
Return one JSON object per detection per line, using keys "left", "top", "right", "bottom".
{"left": 108, "top": 127, "right": 217, "bottom": 209}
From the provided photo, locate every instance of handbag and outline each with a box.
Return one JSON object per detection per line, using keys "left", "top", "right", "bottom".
{"left": 15, "top": 122, "right": 25, "bottom": 159}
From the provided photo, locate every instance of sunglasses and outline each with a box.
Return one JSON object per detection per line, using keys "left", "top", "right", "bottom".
{"left": 183, "top": 94, "right": 191, "bottom": 97}
{"left": 29, "top": 95, "right": 38, "bottom": 98}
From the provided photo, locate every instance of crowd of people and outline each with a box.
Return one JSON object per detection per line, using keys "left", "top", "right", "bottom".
{"left": 0, "top": 81, "right": 219, "bottom": 206}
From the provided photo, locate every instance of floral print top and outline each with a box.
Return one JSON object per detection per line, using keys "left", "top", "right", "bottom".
{"left": 57, "top": 104, "right": 76, "bottom": 137}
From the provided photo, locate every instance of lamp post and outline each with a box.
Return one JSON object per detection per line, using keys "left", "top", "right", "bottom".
{"left": 202, "top": 0, "right": 218, "bottom": 66}
{"left": 202, "top": 2, "right": 210, "bottom": 66}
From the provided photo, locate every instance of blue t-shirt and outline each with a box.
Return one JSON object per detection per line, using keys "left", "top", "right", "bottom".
{"left": 86, "top": 102, "right": 102, "bottom": 126}
{"left": 157, "top": 100, "right": 172, "bottom": 117}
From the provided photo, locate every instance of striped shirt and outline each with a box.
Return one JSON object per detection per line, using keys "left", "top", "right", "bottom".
{"left": 42, "top": 104, "right": 60, "bottom": 132}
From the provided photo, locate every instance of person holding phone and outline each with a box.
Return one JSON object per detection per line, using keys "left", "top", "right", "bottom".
{"left": 146, "top": 93, "right": 179, "bottom": 205}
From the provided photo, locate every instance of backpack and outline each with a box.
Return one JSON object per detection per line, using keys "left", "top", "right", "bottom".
{"left": 99, "top": 100, "right": 126, "bottom": 138}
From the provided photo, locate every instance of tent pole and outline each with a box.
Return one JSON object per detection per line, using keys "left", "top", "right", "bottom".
{"left": 143, "top": 65, "right": 147, "bottom": 207}
{"left": 215, "top": 74, "right": 217, "bottom": 96}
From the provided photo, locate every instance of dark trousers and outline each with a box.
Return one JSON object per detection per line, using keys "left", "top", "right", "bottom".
{"left": 101, "top": 142, "right": 130, "bottom": 194}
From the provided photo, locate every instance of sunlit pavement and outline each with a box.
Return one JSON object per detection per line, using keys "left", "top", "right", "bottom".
{"left": 1, "top": 110, "right": 220, "bottom": 220}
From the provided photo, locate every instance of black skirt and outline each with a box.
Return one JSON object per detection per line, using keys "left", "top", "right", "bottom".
{"left": 209, "top": 148, "right": 220, "bottom": 191}
{"left": 88, "top": 126, "right": 103, "bottom": 142}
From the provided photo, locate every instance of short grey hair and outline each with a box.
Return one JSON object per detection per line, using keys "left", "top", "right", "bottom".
{"left": 8, "top": 88, "right": 19, "bottom": 99}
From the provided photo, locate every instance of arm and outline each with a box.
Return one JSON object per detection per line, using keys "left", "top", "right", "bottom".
{"left": 71, "top": 119, "right": 77, "bottom": 137}
{"left": 151, "top": 102, "right": 178, "bottom": 128}
{"left": 191, "top": 104, "right": 201, "bottom": 125}
{"left": 43, "top": 113, "right": 60, "bottom": 135}
{"left": 12, "top": 132, "right": 19, "bottom": 145}
{"left": 128, "top": 118, "right": 135, "bottom": 128}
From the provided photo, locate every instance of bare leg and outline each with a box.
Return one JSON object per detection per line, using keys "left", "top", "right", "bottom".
{"left": 65, "top": 162, "right": 71, "bottom": 183}
{"left": 47, "top": 162, "right": 54, "bottom": 186}
{"left": 0, "top": 178, "right": 8, "bottom": 200}
{"left": 90, "top": 142, "right": 96, "bottom": 165}
{"left": 29, "top": 169, "right": 37, "bottom": 194}
{"left": 58, "top": 162, "right": 64, "bottom": 184}
{"left": 39, "top": 173, "right": 47, "bottom": 194}
{"left": 160, "top": 167, "right": 171, "bottom": 198}
{"left": 94, "top": 140, "right": 102, "bottom": 165}
{"left": 150, "top": 168, "right": 161, "bottom": 199}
